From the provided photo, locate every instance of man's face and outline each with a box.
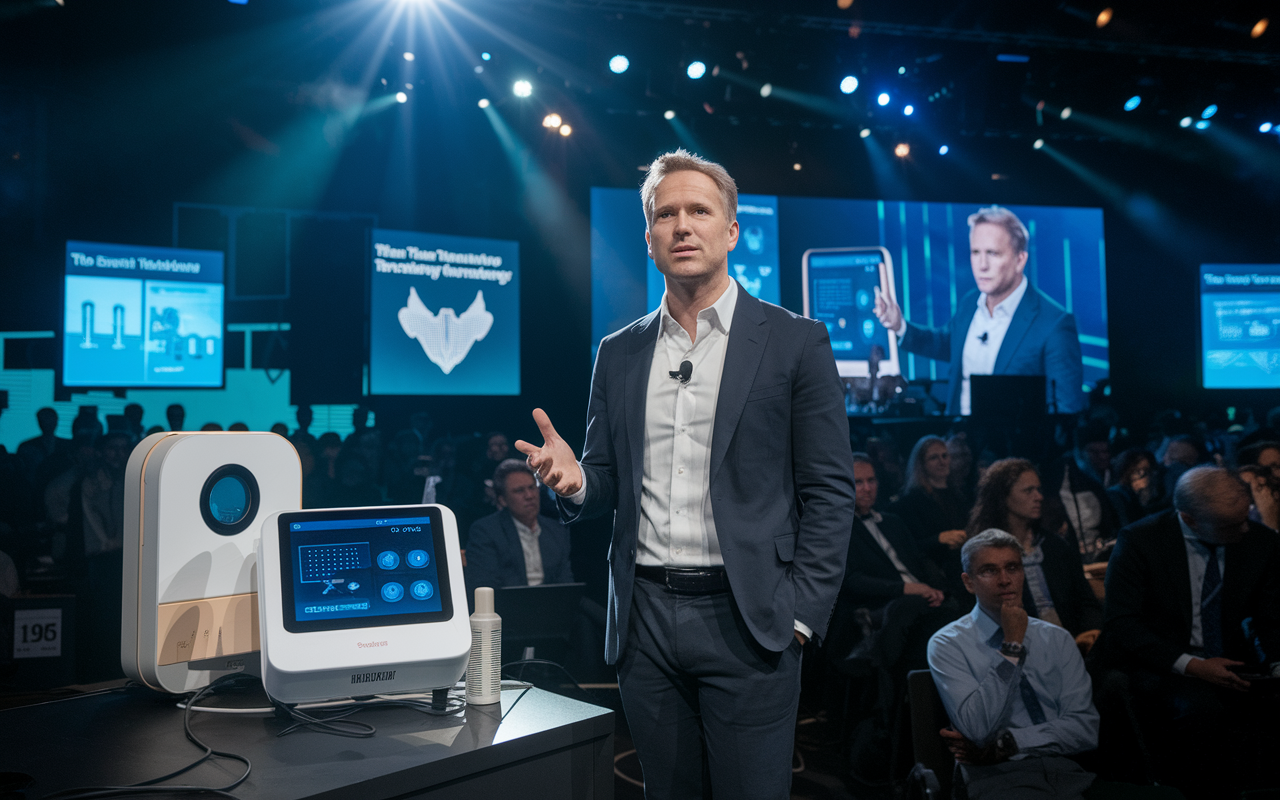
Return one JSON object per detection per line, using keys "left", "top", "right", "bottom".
{"left": 646, "top": 170, "right": 738, "bottom": 288}
{"left": 1182, "top": 493, "right": 1250, "bottom": 546}
{"left": 488, "top": 435, "right": 509, "bottom": 462}
{"left": 853, "top": 461, "right": 878, "bottom": 515}
{"left": 1006, "top": 469, "right": 1043, "bottom": 523}
{"left": 1257, "top": 447, "right": 1280, "bottom": 479}
{"left": 1082, "top": 440, "right": 1111, "bottom": 477}
{"left": 501, "top": 470, "right": 542, "bottom": 523}
{"left": 961, "top": 545, "right": 1025, "bottom": 615}
{"left": 970, "top": 222, "right": 1027, "bottom": 300}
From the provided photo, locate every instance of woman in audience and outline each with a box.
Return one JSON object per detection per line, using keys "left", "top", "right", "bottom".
{"left": 1106, "top": 448, "right": 1165, "bottom": 528}
{"left": 890, "top": 435, "right": 970, "bottom": 594}
{"left": 967, "top": 458, "right": 1103, "bottom": 651}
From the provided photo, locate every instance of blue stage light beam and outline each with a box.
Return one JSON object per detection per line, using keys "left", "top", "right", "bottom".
{"left": 687, "top": 61, "right": 706, "bottom": 79}
{"left": 1124, "top": 95, "right": 1141, "bottom": 111}
{"left": 610, "top": 55, "right": 629, "bottom": 74}
{"left": 1202, "top": 104, "right": 1218, "bottom": 119}
{"left": 877, "top": 92, "right": 890, "bottom": 106}
{"left": 840, "top": 76, "right": 858, "bottom": 94}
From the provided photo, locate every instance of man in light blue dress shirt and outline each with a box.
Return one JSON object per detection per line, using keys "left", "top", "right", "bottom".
{"left": 928, "top": 529, "right": 1099, "bottom": 799}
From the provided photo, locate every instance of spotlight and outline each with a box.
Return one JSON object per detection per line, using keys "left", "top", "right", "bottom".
{"left": 395, "top": 92, "right": 408, "bottom": 103}
{"left": 513, "top": 80, "right": 532, "bottom": 97}
{"left": 1195, "top": 120, "right": 1211, "bottom": 130}
{"left": 478, "top": 98, "right": 490, "bottom": 109}
{"left": 1262, "top": 122, "right": 1274, "bottom": 133}
{"left": 898, "top": 66, "right": 906, "bottom": 75}
{"left": 403, "top": 52, "right": 415, "bottom": 61}
{"left": 837, "top": 0, "right": 853, "bottom": 8}
{"left": 542, "top": 113, "right": 562, "bottom": 128}
{"left": 939, "top": 145, "right": 949, "bottom": 155}
{"left": 687, "top": 61, "right": 707, "bottom": 79}
{"left": 760, "top": 83, "right": 773, "bottom": 98}
{"left": 859, "top": 128, "right": 871, "bottom": 138}
{"left": 481, "top": 52, "right": 491, "bottom": 61}
{"left": 894, "top": 143, "right": 909, "bottom": 157}
{"left": 1253, "top": 18, "right": 1268, "bottom": 38}
{"left": 1124, "top": 95, "right": 1141, "bottom": 111}
{"left": 474, "top": 66, "right": 484, "bottom": 74}
{"left": 1096, "top": 7, "right": 1112, "bottom": 28}
{"left": 559, "top": 124, "right": 572, "bottom": 137}
{"left": 1033, "top": 138, "right": 1044, "bottom": 149}
{"left": 840, "top": 76, "right": 859, "bottom": 94}
{"left": 609, "top": 55, "right": 630, "bottom": 74}
{"left": 1201, "top": 104, "right": 1218, "bottom": 119}
{"left": 903, "top": 105, "right": 914, "bottom": 116}
{"left": 877, "top": 92, "right": 890, "bottom": 106}
{"left": 664, "top": 109, "right": 676, "bottom": 120}
{"left": 793, "top": 163, "right": 802, "bottom": 171}
{"left": 1060, "top": 107, "right": 1072, "bottom": 120}
{"left": 1179, "top": 116, "right": 1192, "bottom": 128}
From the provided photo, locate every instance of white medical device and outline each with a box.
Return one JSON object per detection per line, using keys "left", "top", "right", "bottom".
{"left": 122, "top": 431, "right": 302, "bottom": 694}
{"left": 256, "top": 504, "right": 470, "bottom": 705}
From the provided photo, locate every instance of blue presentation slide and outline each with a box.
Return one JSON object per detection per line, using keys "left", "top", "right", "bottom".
{"left": 63, "top": 240, "right": 224, "bottom": 388}
{"left": 592, "top": 193, "right": 1109, "bottom": 395}
{"left": 369, "top": 229, "right": 520, "bottom": 396}
{"left": 1200, "top": 264, "right": 1280, "bottom": 389}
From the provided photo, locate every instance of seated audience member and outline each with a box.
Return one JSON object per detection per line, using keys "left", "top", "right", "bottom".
{"left": 1237, "top": 440, "right": 1280, "bottom": 530}
{"left": 122, "top": 402, "right": 145, "bottom": 442}
{"left": 1094, "top": 466, "right": 1280, "bottom": 797}
{"left": 269, "top": 422, "right": 288, "bottom": 436}
{"left": 947, "top": 433, "right": 978, "bottom": 507}
{"left": 465, "top": 459, "right": 573, "bottom": 598}
{"left": 200, "top": 422, "right": 223, "bottom": 431}
{"left": 228, "top": 422, "right": 249, "bottom": 432}
{"left": 928, "top": 529, "right": 1099, "bottom": 799}
{"left": 866, "top": 436, "right": 905, "bottom": 508}
{"left": 165, "top": 403, "right": 185, "bottom": 432}
{"left": 291, "top": 405, "right": 318, "bottom": 451}
{"left": 891, "top": 436, "right": 971, "bottom": 594}
{"left": 1041, "top": 421, "right": 1120, "bottom": 562}
{"left": 969, "top": 459, "right": 1103, "bottom": 651}
{"left": 828, "top": 453, "right": 955, "bottom": 672}
{"left": 1105, "top": 448, "right": 1165, "bottom": 528}
{"left": 1157, "top": 434, "right": 1203, "bottom": 498}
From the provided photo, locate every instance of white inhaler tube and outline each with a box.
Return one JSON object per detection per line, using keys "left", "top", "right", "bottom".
{"left": 466, "top": 587, "right": 502, "bottom": 705}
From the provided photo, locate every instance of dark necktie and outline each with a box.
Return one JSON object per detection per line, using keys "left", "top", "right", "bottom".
{"left": 988, "top": 627, "right": 1048, "bottom": 725}
{"left": 1200, "top": 544, "right": 1223, "bottom": 659}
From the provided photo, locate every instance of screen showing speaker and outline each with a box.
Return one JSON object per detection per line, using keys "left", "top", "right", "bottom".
{"left": 277, "top": 507, "right": 453, "bottom": 634}
{"left": 591, "top": 194, "right": 1108, "bottom": 405}
{"left": 369, "top": 228, "right": 520, "bottom": 396}
{"left": 1200, "top": 264, "right": 1280, "bottom": 389}
{"left": 63, "top": 240, "right": 225, "bottom": 388}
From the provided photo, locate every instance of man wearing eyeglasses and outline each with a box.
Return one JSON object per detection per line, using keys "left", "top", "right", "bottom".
{"left": 926, "top": 528, "right": 1100, "bottom": 798}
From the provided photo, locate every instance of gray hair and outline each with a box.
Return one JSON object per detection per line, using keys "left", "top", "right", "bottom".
{"left": 492, "top": 458, "right": 535, "bottom": 497}
{"left": 967, "top": 206, "right": 1029, "bottom": 255}
{"left": 640, "top": 148, "right": 738, "bottom": 230}
{"left": 1173, "top": 465, "right": 1249, "bottom": 521}
{"left": 961, "top": 528, "right": 1023, "bottom": 574}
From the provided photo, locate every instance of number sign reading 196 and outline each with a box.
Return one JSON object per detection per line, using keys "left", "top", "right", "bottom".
{"left": 14, "top": 608, "right": 62, "bottom": 659}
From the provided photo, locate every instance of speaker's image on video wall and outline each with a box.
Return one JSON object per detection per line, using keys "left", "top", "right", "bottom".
{"left": 369, "top": 229, "right": 520, "bottom": 396}
{"left": 63, "top": 240, "right": 225, "bottom": 388}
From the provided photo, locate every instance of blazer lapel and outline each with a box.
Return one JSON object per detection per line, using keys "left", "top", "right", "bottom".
{"left": 1164, "top": 515, "right": 1194, "bottom": 634}
{"left": 498, "top": 510, "right": 526, "bottom": 586}
{"left": 625, "top": 310, "right": 661, "bottom": 502}
{"left": 993, "top": 284, "right": 1040, "bottom": 374}
{"left": 709, "top": 291, "right": 768, "bottom": 485}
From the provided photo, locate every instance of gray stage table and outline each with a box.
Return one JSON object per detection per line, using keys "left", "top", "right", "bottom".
{"left": 2, "top": 684, "right": 614, "bottom": 799}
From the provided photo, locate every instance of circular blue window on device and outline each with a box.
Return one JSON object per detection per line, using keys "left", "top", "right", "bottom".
{"left": 410, "top": 580, "right": 433, "bottom": 600}
{"left": 198, "top": 464, "right": 260, "bottom": 536}
{"left": 407, "top": 549, "right": 429, "bottom": 568}
{"left": 378, "top": 551, "right": 400, "bottom": 570}
{"left": 381, "top": 582, "right": 404, "bottom": 602}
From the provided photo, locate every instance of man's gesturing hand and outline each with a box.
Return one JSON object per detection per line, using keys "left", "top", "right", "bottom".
{"left": 873, "top": 286, "right": 903, "bottom": 332}
{"left": 513, "top": 409, "right": 584, "bottom": 498}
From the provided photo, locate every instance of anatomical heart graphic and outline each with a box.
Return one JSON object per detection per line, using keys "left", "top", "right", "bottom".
{"left": 397, "top": 287, "right": 494, "bottom": 374}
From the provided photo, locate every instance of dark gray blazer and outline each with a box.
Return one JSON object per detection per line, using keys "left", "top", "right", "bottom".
{"left": 465, "top": 509, "right": 574, "bottom": 594}
{"left": 563, "top": 286, "right": 857, "bottom": 662}
{"left": 899, "top": 284, "right": 1084, "bottom": 415}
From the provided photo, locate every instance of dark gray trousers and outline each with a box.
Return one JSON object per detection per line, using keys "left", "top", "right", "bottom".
{"left": 617, "top": 575, "right": 803, "bottom": 800}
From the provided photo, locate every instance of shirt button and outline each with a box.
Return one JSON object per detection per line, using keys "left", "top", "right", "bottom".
{"left": 678, "top": 467, "right": 685, "bottom": 474}
{"left": 675, "top": 548, "right": 683, "bottom": 554}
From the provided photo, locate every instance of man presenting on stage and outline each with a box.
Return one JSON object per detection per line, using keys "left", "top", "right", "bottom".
{"left": 873, "top": 205, "right": 1084, "bottom": 415}
{"left": 516, "top": 149, "right": 856, "bottom": 799}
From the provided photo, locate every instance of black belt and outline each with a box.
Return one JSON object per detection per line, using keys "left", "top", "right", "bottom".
{"left": 634, "top": 564, "right": 729, "bottom": 595}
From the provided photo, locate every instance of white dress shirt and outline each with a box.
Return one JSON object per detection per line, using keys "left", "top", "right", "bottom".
{"left": 513, "top": 516, "right": 545, "bottom": 586}
{"left": 1172, "top": 515, "right": 1228, "bottom": 675}
{"left": 891, "top": 276, "right": 1028, "bottom": 415}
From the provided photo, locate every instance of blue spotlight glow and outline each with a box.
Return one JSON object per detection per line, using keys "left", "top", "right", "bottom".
{"left": 903, "top": 105, "right": 914, "bottom": 116}
{"left": 609, "top": 55, "right": 629, "bottom": 74}
{"left": 395, "top": 92, "right": 407, "bottom": 103}
{"left": 687, "top": 61, "right": 706, "bottom": 79}
{"left": 1262, "top": 122, "right": 1274, "bottom": 133}
{"left": 513, "top": 80, "right": 532, "bottom": 98}
{"left": 939, "top": 145, "right": 949, "bottom": 155}
{"left": 1124, "top": 95, "right": 1141, "bottom": 111}
{"left": 1195, "top": 120, "right": 1211, "bottom": 130}
{"left": 877, "top": 92, "right": 890, "bottom": 106}
{"left": 1201, "top": 104, "right": 1218, "bottom": 119}
{"left": 996, "top": 54, "right": 1030, "bottom": 63}
{"left": 1179, "top": 116, "right": 1193, "bottom": 128}
{"left": 840, "top": 76, "right": 859, "bottom": 94}
{"left": 481, "top": 52, "right": 491, "bottom": 61}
